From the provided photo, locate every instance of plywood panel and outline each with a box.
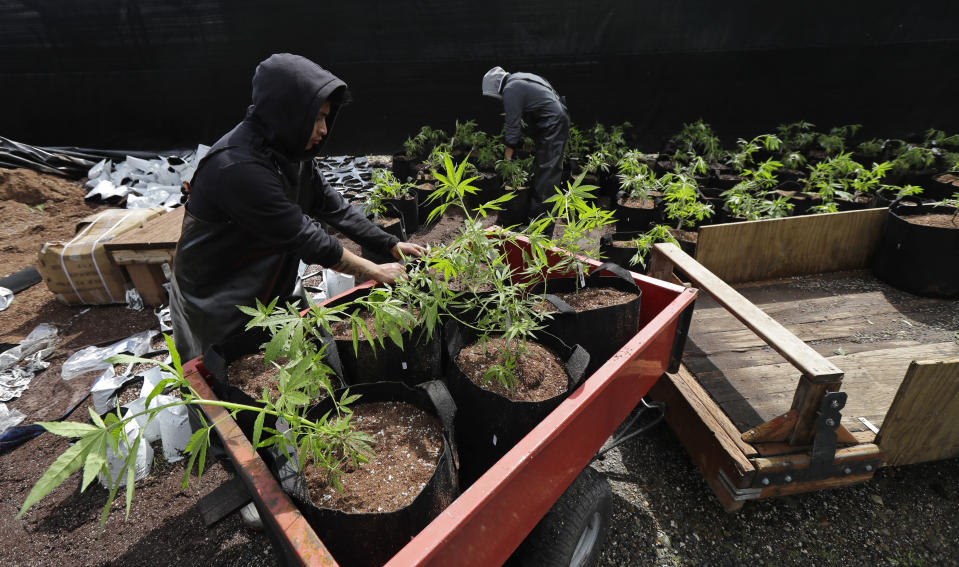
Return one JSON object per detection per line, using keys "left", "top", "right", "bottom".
{"left": 696, "top": 343, "right": 959, "bottom": 434}
{"left": 695, "top": 208, "right": 887, "bottom": 284}
{"left": 105, "top": 205, "right": 184, "bottom": 249}
{"left": 877, "top": 357, "right": 959, "bottom": 466}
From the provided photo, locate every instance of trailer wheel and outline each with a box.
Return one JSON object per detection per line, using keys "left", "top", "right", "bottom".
{"left": 512, "top": 466, "right": 612, "bottom": 567}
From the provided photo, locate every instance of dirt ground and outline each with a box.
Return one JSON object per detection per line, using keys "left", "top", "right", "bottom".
{"left": 1, "top": 167, "right": 957, "bottom": 567}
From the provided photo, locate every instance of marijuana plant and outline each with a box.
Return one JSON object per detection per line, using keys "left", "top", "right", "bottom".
{"left": 670, "top": 119, "right": 723, "bottom": 164}
{"left": 627, "top": 224, "right": 681, "bottom": 268}
{"left": 402, "top": 125, "right": 449, "bottom": 160}
{"left": 660, "top": 172, "right": 714, "bottom": 230}
{"left": 365, "top": 169, "right": 414, "bottom": 218}
{"left": 727, "top": 134, "right": 783, "bottom": 173}
{"left": 617, "top": 151, "right": 660, "bottom": 206}
{"left": 817, "top": 124, "right": 862, "bottom": 156}
{"left": 721, "top": 159, "right": 792, "bottom": 220}
{"left": 495, "top": 156, "right": 533, "bottom": 189}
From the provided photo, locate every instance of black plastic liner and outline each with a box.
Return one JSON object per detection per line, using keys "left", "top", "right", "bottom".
{"left": 873, "top": 200, "right": 959, "bottom": 298}
{"left": 532, "top": 262, "right": 643, "bottom": 377}
{"left": 445, "top": 322, "right": 589, "bottom": 486}
{"left": 323, "top": 287, "right": 444, "bottom": 386}
{"left": 273, "top": 380, "right": 459, "bottom": 567}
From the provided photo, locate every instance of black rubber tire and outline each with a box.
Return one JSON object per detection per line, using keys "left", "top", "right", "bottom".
{"left": 511, "top": 466, "right": 613, "bottom": 567}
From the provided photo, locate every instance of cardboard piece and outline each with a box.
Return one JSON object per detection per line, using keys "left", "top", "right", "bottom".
{"left": 36, "top": 208, "right": 165, "bottom": 305}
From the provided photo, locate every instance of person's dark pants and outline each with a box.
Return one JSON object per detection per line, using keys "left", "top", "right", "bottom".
{"left": 528, "top": 112, "right": 570, "bottom": 221}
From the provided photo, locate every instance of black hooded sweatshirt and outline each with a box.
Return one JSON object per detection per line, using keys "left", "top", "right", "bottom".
{"left": 169, "top": 53, "right": 398, "bottom": 361}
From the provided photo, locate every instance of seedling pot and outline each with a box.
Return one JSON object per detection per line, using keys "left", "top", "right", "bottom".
{"left": 273, "top": 380, "right": 459, "bottom": 567}
{"left": 873, "top": 200, "right": 959, "bottom": 298}
{"left": 444, "top": 322, "right": 589, "bottom": 485}
{"left": 390, "top": 153, "right": 416, "bottom": 182}
{"left": 599, "top": 231, "right": 644, "bottom": 271}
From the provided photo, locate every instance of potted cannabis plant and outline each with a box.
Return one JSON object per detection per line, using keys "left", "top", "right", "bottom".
{"left": 614, "top": 150, "right": 662, "bottom": 231}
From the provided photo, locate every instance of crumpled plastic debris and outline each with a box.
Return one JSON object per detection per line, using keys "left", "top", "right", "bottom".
{"left": 0, "top": 324, "right": 59, "bottom": 401}
{"left": 0, "top": 287, "right": 12, "bottom": 311}
{"left": 126, "top": 288, "right": 144, "bottom": 311}
{"left": 84, "top": 145, "right": 210, "bottom": 211}
{"left": 0, "top": 403, "right": 26, "bottom": 435}
{"left": 155, "top": 307, "right": 172, "bottom": 332}
{"left": 61, "top": 329, "right": 157, "bottom": 381}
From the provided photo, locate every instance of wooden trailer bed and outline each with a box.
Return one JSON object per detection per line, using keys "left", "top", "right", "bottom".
{"left": 646, "top": 209, "right": 959, "bottom": 511}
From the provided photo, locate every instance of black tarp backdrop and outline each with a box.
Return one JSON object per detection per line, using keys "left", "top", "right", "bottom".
{"left": 1, "top": 1, "right": 957, "bottom": 155}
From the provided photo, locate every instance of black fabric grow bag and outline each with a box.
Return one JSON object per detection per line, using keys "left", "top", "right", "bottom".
{"left": 323, "top": 287, "right": 444, "bottom": 386}
{"left": 532, "top": 262, "right": 643, "bottom": 376}
{"left": 361, "top": 202, "right": 407, "bottom": 264}
{"left": 599, "top": 232, "right": 644, "bottom": 271}
{"left": 385, "top": 189, "right": 420, "bottom": 235}
{"left": 273, "top": 380, "right": 459, "bottom": 567}
{"left": 614, "top": 191, "right": 660, "bottom": 232}
{"left": 873, "top": 200, "right": 959, "bottom": 298}
{"left": 445, "top": 323, "right": 589, "bottom": 486}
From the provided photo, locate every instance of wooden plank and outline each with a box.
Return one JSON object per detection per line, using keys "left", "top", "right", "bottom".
{"left": 697, "top": 342, "right": 959, "bottom": 434}
{"left": 104, "top": 205, "right": 184, "bottom": 250}
{"left": 649, "top": 365, "right": 757, "bottom": 512}
{"left": 110, "top": 248, "right": 176, "bottom": 265}
{"left": 695, "top": 208, "right": 887, "bottom": 284}
{"left": 652, "top": 243, "right": 843, "bottom": 383}
{"left": 125, "top": 263, "right": 168, "bottom": 307}
{"left": 753, "top": 444, "right": 881, "bottom": 498}
{"left": 877, "top": 357, "right": 959, "bottom": 466}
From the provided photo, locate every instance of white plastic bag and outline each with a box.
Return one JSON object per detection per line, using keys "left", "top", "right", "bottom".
{"left": 61, "top": 329, "right": 157, "bottom": 381}
{"left": 323, "top": 269, "right": 355, "bottom": 298}
{"left": 99, "top": 415, "right": 153, "bottom": 488}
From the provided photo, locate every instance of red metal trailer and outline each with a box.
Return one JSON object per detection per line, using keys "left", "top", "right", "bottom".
{"left": 182, "top": 237, "right": 697, "bottom": 566}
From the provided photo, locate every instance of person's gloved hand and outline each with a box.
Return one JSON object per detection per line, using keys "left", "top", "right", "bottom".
{"left": 392, "top": 241, "right": 426, "bottom": 261}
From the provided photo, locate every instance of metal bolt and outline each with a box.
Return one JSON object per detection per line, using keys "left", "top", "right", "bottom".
{"left": 865, "top": 465, "right": 873, "bottom": 472}
{"left": 831, "top": 400, "right": 840, "bottom": 409}
{"left": 844, "top": 467, "right": 852, "bottom": 475}
{"left": 761, "top": 477, "right": 770, "bottom": 486}
{"left": 784, "top": 475, "right": 792, "bottom": 483}
{"left": 825, "top": 418, "right": 836, "bottom": 427}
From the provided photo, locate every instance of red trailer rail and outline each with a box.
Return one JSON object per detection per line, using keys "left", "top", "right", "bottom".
{"left": 184, "top": 240, "right": 696, "bottom": 566}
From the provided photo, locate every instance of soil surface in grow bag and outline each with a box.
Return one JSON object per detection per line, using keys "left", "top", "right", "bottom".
{"left": 303, "top": 401, "right": 443, "bottom": 513}
{"left": 905, "top": 213, "right": 959, "bottom": 228}
{"left": 456, "top": 338, "right": 568, "bottom": 401}
{"left": 540, "top": 287, "right": 640, "bottom": 312}
{"left": 114, "top": 376, "right": 145, "bottom": 408}
{"left": 620, "top": 196, "right": 657, "bottom": 209}
{"left": 328, "top": 307, "right": 421, "bottom": 341}
{"left": 228, "top": 352, "right": 285, "bottom": 401}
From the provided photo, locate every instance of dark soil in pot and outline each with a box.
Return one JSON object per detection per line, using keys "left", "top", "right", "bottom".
{"left": 113, "top": 376, "right": 144, "bottom": 408}
{"left": 928, "top": 172, "right": 959, "bottom": 201}
{"left": 303, "top": 401, "right": 444, "bottom": 513}
{"left": 275, "top": 381, "right": 459, "bottom": 567}
{"left": 227, "top": 352, "right": 284, "bottom": 402}
{"left": 445, "top": 324, "right": 588, "bottom": 486}
{"left": 456, "top": 337, "right": 569, "bottom": 402}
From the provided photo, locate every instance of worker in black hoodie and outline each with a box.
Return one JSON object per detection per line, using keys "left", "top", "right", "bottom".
{"left": 170, "top": 53, "right": 424, "bottom": 361}
{"left": 482, "top": 66, "right": 570, "bottom": 221}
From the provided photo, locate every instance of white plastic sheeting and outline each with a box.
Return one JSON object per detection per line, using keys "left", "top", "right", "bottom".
{"left": 0, "top": 323, "right": 59, "bottom": 401}
{"left": 84, "top": 145, "right": 210, "bottom": 211}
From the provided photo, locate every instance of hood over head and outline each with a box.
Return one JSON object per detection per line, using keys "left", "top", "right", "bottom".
{"left": 246, "top": 53, "right": 350, "bottom": 160}
{"left": 481, "top": 66, "right": 510, "bottom": 100}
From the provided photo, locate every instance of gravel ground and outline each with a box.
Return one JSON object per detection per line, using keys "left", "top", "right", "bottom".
{"left": 591, "top": 413, "right": 959, "bottom": 567}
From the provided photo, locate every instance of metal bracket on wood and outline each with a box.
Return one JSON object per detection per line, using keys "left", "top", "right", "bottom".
{"left": 750, "top": 392, "right": 880, "bottom": 488}
{"left": 717, "top": 468, "right": 764, "bottom": 502}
